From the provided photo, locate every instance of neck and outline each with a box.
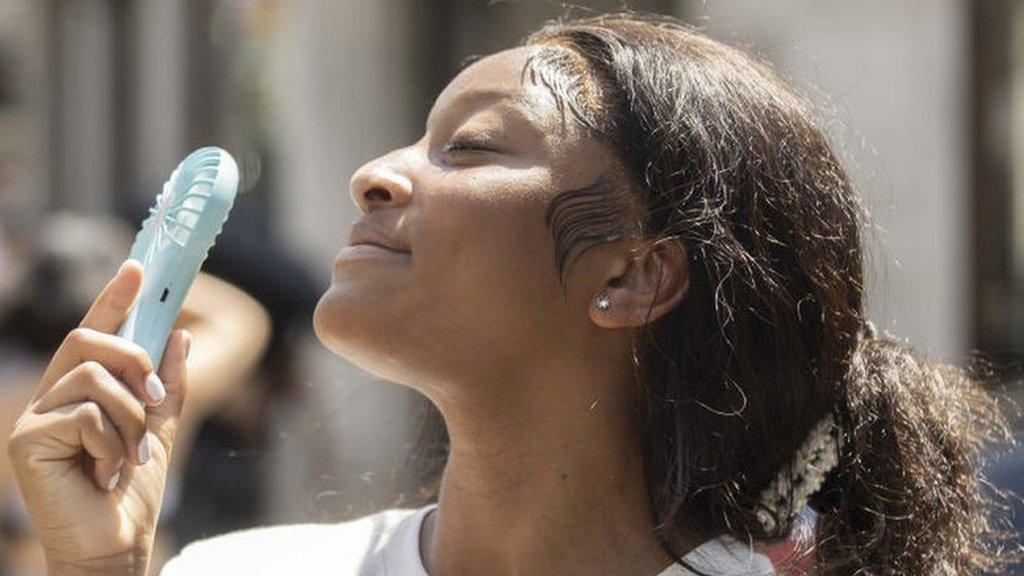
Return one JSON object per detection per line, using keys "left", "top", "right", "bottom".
{"left": 419, "top": 359, "right": 677, "bottom": 576}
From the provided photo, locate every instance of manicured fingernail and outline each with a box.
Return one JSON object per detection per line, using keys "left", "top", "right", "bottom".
{"left": 137, "top": 434, "right": 150, "bottom": 465}
{"left": 145, "top": 373, "right": 166, "bottom": 404}
{"left": 107, "top": 470, "right": 121, "bottom": 491}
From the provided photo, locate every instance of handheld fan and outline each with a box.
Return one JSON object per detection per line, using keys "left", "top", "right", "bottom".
{"left": 118, "top": 147, "right": 238, "bottom": 368}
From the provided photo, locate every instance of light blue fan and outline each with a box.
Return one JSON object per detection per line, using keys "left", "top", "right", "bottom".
{"left": 118, "top": 147, "right": 238, "bottom": 368}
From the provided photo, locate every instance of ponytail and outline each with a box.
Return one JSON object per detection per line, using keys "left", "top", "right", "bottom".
{"left": 812, "top": 333, "right": 1018, "bottom": 574}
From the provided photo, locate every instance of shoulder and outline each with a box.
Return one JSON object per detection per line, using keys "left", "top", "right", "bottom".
{"left": 159, "top": 506, "right": 431, "bottom": 576}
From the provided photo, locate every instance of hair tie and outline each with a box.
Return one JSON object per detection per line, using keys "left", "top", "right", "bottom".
{"left": 753, "top": 414, "right": 840, "bottom": 536}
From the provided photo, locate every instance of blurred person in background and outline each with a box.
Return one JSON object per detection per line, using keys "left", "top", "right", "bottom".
{"left": 127, "top": 198, "right": 322, "bottom": 549}
{"left": 6, "top": 12, "right": 1022, "bottom": 576}
{"left": 0, "top": 212, "right": 272, "bottom": 573}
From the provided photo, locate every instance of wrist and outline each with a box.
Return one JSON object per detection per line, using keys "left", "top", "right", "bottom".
{"left": 47, "top": 549, "right": 150, "bottom": 576}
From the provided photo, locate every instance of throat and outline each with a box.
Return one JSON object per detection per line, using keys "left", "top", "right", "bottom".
{"left": 419, "top": 434, "right": 675, "bottom": 576}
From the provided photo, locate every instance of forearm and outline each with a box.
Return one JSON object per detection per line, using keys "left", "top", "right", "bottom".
{"left": 175, "top": 273, "right": 270, "bottom": 411}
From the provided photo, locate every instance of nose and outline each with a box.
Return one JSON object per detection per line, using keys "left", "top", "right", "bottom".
{"left": 348, "top": 153, "right": 414, "bottom": 214}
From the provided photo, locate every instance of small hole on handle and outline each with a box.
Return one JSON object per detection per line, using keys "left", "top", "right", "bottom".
{"left": 160, "top": 288, "right": 169, "bottom": 302}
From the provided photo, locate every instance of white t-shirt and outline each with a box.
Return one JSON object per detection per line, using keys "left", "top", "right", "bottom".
{"left": 160, "top": 504, "right": 774, "bottom": 575}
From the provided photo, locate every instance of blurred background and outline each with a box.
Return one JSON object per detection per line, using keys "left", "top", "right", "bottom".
{"left": 0, "top": 0, "right": 1022, "bottom": 573}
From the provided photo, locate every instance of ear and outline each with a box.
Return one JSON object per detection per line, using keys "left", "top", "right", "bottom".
{"left": 588, "top": 238, "right": 689, "bottom": 329}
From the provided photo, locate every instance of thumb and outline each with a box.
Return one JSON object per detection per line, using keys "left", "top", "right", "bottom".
{"left": 145, "top": 329, "right": 190, "bottom": 455}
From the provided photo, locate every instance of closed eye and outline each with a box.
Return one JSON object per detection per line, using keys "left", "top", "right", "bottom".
{"left": 443, "top": 137, "right": 498, "bottom": 154}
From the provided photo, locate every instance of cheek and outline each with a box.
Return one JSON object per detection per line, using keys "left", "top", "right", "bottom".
{"left": 418, "top": 187, "right": 562, "bottom": 331}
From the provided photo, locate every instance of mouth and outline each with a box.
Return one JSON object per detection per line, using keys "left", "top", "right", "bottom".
{"left": 347, "top": 240, "right": 410, "bottom": 254}
{"left": 331, "top": 243, "right": 410, "bottom": 281}
{"left": 346, "top": 222, "right": 411, "bottom": 254}
{"left": 331, "top": 221, "right": 412, "bottom": 280}
{"left": 341, "top": 242, "right": 410, "bottom": 256}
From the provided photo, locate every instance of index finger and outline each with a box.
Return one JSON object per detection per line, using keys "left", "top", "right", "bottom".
{"left": 79, "top": 259, "right": 144, "bottom": 334}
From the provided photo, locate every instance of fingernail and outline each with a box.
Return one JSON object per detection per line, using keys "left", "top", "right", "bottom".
{"left": 145, "top": 373, "right": 166, "bottom": 404}
{"left": 137, "top": 434, "right": 150, "bottom": 465}
{"left": 107, "top": 470, "right": 121, "bottom": 491}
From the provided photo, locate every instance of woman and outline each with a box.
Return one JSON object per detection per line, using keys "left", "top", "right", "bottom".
{"left": 7, "top": 14, "right": 1014, "bottom": 576}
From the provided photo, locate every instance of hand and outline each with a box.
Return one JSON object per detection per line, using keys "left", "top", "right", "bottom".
{"left": 6, "top": 260, "right": 191, "bottom": 575}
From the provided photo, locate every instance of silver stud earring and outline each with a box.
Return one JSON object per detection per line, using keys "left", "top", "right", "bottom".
{"left": 595, "top": 293, "right": 612, "bottom": 311}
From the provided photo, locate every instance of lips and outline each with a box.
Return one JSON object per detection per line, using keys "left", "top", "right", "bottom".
{"left": 346, "top": 222, "right": 410, "bottom": 253}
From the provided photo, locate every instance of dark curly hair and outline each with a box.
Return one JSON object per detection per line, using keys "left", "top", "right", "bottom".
{"left": 403, "top": 12, "right": 1019, "bottom": 575}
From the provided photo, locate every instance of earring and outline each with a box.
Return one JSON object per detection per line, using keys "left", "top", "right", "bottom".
{"left": 595, "top": 293, "right": 612, "bottom": 311}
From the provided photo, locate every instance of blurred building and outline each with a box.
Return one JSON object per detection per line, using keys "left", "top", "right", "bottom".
{"left": 0, "top": 0, "right": 1021, "bottom": 546}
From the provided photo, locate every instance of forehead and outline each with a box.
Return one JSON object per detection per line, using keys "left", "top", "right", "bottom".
{"left": 445, "top": 47, "right": 538, "bottom": 94}
{"left": 429, "top": 46, "right": 563, "bottom": 129}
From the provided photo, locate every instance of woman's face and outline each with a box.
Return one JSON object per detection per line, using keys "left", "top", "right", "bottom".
{"left": 313, "top": 46, "right": 628, "bottom": 395}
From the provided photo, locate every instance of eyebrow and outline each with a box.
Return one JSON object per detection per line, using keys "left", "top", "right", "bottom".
{"left": 426, "top": 89, "right": 540, "bottom": 132}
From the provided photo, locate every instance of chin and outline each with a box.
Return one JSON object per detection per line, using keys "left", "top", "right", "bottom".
{"left": 314, "top": 286, "right": 370, "bottom": 354}
{"left": 312, "top": 285, "right": 416, "bottom": 383}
